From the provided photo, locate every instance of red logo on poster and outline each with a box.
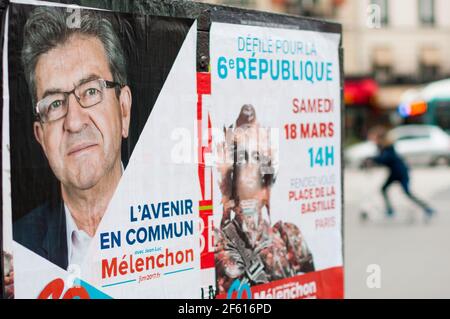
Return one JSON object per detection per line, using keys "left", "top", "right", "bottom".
{"left": 37, "top": 278, "right": 90, "bottom": 299}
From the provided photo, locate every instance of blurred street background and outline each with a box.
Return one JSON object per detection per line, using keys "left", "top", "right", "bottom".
{"left": 345, "top": 166, "right": 450, "bottom": 298}
{"left": 198, "top": 0, "right": 450, "bottom": 298}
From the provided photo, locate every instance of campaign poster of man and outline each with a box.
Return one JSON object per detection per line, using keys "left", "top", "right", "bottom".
{"left": 3, "top": 3, "right": 196, "bottom": 298}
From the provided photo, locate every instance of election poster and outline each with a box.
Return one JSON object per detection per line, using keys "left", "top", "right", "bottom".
{"left": 206, "top": 22, "right": 343, "bottom": 299}
{"left": 1, "top": 1, "right": 344, "bottom": 300}
{"left": 2, "top": 1, "right": 200, "bottom": 299}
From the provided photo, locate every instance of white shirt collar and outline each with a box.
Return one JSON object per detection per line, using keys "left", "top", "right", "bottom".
{"left": 65, "top": 204, "right": 92, "bottom": 268}
{"left": 64, "top": 162, "right": 124, "bottom": 268}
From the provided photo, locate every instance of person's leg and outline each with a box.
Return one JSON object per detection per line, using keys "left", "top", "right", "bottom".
{"left": 381, "top": 176, "right": 395, "bottom": 216}
{"left": 400, "top": 177, "right": 434, "bottom": 216}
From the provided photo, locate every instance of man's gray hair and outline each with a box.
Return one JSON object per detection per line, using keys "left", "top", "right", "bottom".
{"left": 21, "top": 6, "right": 128, "bottom": 107}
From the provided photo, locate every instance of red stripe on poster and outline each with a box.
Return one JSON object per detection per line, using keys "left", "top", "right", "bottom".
{"left": 217, "top": 266, "right": 344, "bottom": 299}
{"left": 197, "top": 72, "right": 214, "bottom": 270}
{"left": 200, "top": 207, "right": 214, "bottom": 269}
{"left": 197, "top": 72, "right": 211, "bottom": 95}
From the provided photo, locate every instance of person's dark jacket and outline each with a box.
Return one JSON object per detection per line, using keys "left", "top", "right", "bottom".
{"left": 371, "top": 144, "right": 409, "bottom": 180}
{"left": 13, "top": 201, "right": 68, "bottom": 270}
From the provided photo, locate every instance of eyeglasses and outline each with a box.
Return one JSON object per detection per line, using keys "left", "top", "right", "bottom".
{"left": 35, "top": 79, "right": 124, "bottom": 123}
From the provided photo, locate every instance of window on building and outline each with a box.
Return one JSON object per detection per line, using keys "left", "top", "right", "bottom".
{"left": 419, "top": 47, "right": 441, "bottom": 82}
{"left": 419, "top": 0, "right": 435, "bottom": 26}
{"left": 372, "top": 47, "right": 393, "bottom": 84}
{"left": 371, "top": 0, "right": 389, "bottom": 26}
{"left": 283, "top": 0, "right": 319, "bottom": 16}
{"left": 434, "top": 101, "right": 450, "bottom": 132}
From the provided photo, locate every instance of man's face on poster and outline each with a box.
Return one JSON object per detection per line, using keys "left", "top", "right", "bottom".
{"left": 33, "top": 34, "right": 131, "bottom": 190}
{"left": 241, "top": 104, "right": 255, "bottom": 123}
{"left": 230, "top": 107, "right": 274, "bottom": 246}
{"left": 233, "top": 128, "right": 271, "bottom": 200}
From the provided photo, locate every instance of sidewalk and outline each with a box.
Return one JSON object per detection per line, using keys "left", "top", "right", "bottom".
{"left": 344, "top": 167, "right": 450, "bottom": 298}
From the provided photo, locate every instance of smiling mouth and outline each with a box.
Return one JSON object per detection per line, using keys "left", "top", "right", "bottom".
{"left": 67, "top": 143, "right": 98, "bottom": 156}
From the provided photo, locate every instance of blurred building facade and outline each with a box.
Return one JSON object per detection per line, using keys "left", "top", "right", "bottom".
{"left": 196, "top": 0, "right": 341, "bottom": 17}
{"left": 336, "top": 0, "right": 450, "bottom": 142}
{"left": 337, "top": 0, "right": 450, "bottom": 85}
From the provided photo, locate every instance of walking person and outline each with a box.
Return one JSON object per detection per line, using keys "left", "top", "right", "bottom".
{"left": 366, "top": 126, "right": 435, "bottom": 221}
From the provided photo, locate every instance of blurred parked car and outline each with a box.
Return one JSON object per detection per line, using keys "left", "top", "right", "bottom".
{"left": 345, "top": 125, "right": 450, "bottom": 168}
